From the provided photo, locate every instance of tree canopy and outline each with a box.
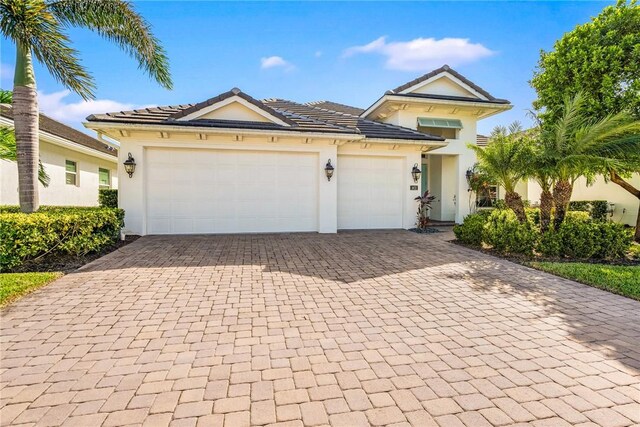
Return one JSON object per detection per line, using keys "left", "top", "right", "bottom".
{"left": 531, "top": 0, "right": 640, "bottom": 122}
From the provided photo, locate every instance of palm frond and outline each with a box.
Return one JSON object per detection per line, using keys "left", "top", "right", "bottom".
{"left": 48, "top": 0, "right": 172, "bottom": 90}
{"left": 0, "top": 0, "right": 94, "bottom": 98}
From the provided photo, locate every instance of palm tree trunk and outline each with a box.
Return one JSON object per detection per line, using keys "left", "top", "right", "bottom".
{"left": 505, "top": 190, "right": 527, "bottom": 223}
{"left": 540, "top": 189, "right": 553, "bottom": 233}
{"left": 13, "top": 42, "right": 39, "bottom": 213}
{"left": 610, "top": 171, "right": 640, "bottom": 242}
{"left": 553, "top": 179, "right": 573, "bottom": 230}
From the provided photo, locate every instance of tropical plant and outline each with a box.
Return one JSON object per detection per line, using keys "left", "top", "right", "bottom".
{"left": 1, "top": 89, "right": 49, "bottom": 187}
{"left": 414, "top": 190, "right": 436, "bottom": 230}
{"left": 468, "top": 122, "right": 532, "bottom": 223}
{"left": 466, "top": 164, "right": 495, "bottom": 208}
{"left": 0, "top": 0, "right": 172, "bottom": 213}
{"left": 537, "top": 93, "right": 640, "bottom": 231}
{"left": 531, "top": 0, "right": 640, "bottom": 122}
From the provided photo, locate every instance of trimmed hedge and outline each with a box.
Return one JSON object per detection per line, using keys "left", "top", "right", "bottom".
{"left": 98, "top": 189, "right": 118, "bottom": 208}
{"left": 453, "top": 211, "right": 490, "bottom": 246}
{"left": 0, "top": 207, "right": 124, "bottom": 271}
{"left": 482, "top": 210, "right": 537, "bottom": 255}
{"left": 455, "top": 207, "right": 631, "bottom": 260}
{"left": 569, "top": 200, "right": 609, "bottom": 222}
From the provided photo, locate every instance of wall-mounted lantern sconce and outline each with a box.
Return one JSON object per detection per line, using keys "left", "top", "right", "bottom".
{"left": 124, "top": 152, "right": 136, "bottom": 178}
{"left": 465, "top": 168, "right": 474, "bottom": 191}
{"left": 411, "top": 163, "right": 421, "bottom": 183}
{"left": 325, "top": 159, "right": 334, "bottom": 181}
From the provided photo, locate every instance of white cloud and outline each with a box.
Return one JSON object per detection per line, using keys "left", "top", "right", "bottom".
{"left": 314, "top": 51, "right": 323, "bottom": 58}
{"left": 260, "top": 56, "right": 294, "bottom": 71}
{"left": 38, "top": 89, "right": 142, "bottom": 131}
{"left": 342, "top": 36, "right": 495, "bottom": 71}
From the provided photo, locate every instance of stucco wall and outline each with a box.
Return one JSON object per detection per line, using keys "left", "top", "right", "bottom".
{"left": 380, "top": 110, "right": 478, "bottom": 223}
{"left": 116, "top": 132, "right": 424, "bottom": 235}
{"left": 0, "top": 140, "right": 118, "bottom": 206}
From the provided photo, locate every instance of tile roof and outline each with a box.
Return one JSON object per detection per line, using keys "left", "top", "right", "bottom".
{"left": 305, "top": 101, "right": 365, "bottom": 116}
{"left": 389, "top": 64, "right": 509, "bottom": 104}
{"left": 476, "top": 134, "right": 489, "bottom": 146}
{"left": 1, "top": 104, "right": 116, "bottom": 157}
{"left": 87, "top": 92, "right": 444, "bottom": 142}
{"left": 262, "top": 99, "right": 443, "bottom": 141}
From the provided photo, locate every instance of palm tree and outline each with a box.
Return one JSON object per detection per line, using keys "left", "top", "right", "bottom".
{"left": 468, "top": 122, "right": 532, "bottom": 223}
{"left": 541, "top": 93, "right": 640, "bottom": 230}
{"left": 1, "top": 89, "right": 49, "bottom": 186}
{"left": 0, "top": 0, "right": 172, "bottom": 212}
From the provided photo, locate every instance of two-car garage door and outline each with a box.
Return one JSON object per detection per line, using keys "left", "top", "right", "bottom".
{"left": 146, "top": 148, "right": 318, "bottom": 234}
{"left": 145, "top": 149, "right": 405, "bottom": 234}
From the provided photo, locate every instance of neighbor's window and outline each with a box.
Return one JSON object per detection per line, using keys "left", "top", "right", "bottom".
{"left": 417, "top": 118, "right": 462, "bottom": 139}
{"left": 99, "top": 168, "right": 111, "bottom": 189}
{"left": 477, "top": 185, "right": 498, "bottom": 207}
{"left": 65, "top": 160, "right": 78, "bottom": 185}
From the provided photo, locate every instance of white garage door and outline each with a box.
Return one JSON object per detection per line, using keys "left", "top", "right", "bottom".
{"left": 338, "top": 155, "right": 404, "bottom": 229}
{"left": 146, "top": 148, "right": 318, "bottom": 234}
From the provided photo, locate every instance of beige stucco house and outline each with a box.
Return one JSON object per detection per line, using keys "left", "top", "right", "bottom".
{"left": 85, "top": 65, "right": 511, "bottom": 235}
{"left": 0, "top": 104, "right": 118, "bottom": 206}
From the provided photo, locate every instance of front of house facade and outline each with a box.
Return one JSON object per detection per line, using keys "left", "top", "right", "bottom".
{"left": 86, "top": 65, "right": 511, "bottom": 235}
{"left": 1, "top": 104, "right": 118, "bottom": 207}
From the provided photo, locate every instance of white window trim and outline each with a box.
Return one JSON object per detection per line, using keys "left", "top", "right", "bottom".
{"left": 99, "top": 167, "right": 111, "bottom": 189}
{"left": 66, "top": 160, "right": 79, "bottom": 186}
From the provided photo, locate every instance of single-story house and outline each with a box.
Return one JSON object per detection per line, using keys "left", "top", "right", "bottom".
{"left": 85, "top": 65, "right": 511, "bottom": 235}
{"left": 1, "top": 104, "right": 118, "bottom": 206}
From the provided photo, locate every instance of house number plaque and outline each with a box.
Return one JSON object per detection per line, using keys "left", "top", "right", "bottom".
{"left": 410, "top": 185, "right": 419, "bottom": 191}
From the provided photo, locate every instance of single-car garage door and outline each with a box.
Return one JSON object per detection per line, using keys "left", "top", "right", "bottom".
{"left": 146, "top": 148, "right": 318, "bottom": 234}
{"left": 338, "top": 155, "right": 404, "bottom": 229}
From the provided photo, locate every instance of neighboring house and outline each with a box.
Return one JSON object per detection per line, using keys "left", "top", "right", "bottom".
{"left": 0, "top": 104, "right": 118, "bottom": 206}
{"left": 478, "top": 134, "right": 639, "bottom": 227}
{"left": 85, "top": 65, "right": 511, "bottom": 235}
{"left": 519, "top": 178, "right": 640, "bottom": 226}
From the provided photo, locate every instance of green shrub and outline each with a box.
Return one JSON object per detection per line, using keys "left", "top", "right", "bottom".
{"left": 0, "top": 207, "right": 124, "bottom": 271}
{"left": 98, "top": 189, "right": 118, "bottom": 208}
{"left": 493, "top": 199, "right": 508, "bottom": 210}
{"left": 590, "top": 200, "right": 609, "bottom": 222}
{"left": 525, "top": 207, "right": 540, "bottom": 225}
{"left": 454, "top": 211, "right": 491, "bottom": 246}
{"left": 568, "top": 200, "right": 609, "bottom": 221}
{"left": 482, "top": 209, "right": 538, "bottom": 255}
{"left": 537, "top": 215, "right": 631, "bottom": 260}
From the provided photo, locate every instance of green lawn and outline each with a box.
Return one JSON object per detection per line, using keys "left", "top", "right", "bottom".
{"left": 0, "top": 272, "right": 62, "bottom": 307}
{"left": 530, "top": 262, "right": 640, "bottom": 300}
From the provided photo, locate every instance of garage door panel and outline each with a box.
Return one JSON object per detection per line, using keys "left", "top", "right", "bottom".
{"left": 146, "top": 148, "right": 318, "bottom": 234}
{"left": 338, "top": 155, "right": 403, "bottom": 230}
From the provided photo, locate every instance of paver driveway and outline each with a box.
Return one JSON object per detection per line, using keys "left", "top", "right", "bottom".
{"left": 1, "top": 230, "right": 639, "bottom": 427}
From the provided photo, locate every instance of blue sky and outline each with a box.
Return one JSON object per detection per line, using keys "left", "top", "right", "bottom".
{"left": 0, "top": 1, "right": 609, "bottom": 135}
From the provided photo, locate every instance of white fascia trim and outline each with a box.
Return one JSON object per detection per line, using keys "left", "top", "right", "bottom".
{"left": 363, "top": 138, "right": 448, "bottom": 148}
{"left": 361, "top": 94, "right": 512, "bottom": 118}
{"left": 84, "top": 121, "right": 364, "bottom": 142}
{"left": 0, "top": 116, "right": 117, "bottom": 162}
{"left": 175, "top": 96, "right": 292, "bottom": 126}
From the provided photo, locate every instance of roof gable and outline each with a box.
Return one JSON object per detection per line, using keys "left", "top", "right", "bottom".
{"left": 171, "top": 88, "right": 295, "bottom": 126}
{"left": 390, "top": 65, "right": 498, "bottom": 101}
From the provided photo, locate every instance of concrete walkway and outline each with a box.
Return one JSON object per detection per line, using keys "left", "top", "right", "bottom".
{"left": 1, "top": 231, "right": 639, "bottom": 426}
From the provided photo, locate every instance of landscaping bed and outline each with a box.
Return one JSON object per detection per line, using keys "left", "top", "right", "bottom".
{"left": 453, "top": 207, "right": 639, "bottom": 299}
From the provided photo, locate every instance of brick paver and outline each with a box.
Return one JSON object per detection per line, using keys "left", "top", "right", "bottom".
{"left": 1, "top": 230, "right": 639, "bottom": 426}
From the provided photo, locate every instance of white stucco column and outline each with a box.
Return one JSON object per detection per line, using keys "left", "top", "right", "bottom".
{"left": 455, "top": 149, "right": 476, "bottom": 223}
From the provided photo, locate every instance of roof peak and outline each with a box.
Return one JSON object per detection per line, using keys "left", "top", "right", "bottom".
{"left": 389, "top": 64, "right": 497, "bottom": 100}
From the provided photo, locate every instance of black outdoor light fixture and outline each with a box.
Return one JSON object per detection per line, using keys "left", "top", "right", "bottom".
{"left": 411, "top": 163, "right": 421, "bottom": 183}
{"left": 124, "top": 152, "right": 136, "bottom": 178}
{"left": 465, "top": 168, "right": 474, "bottom": 190}
{"left": 325, "top": 159, "right": 334, "bottom": 181}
